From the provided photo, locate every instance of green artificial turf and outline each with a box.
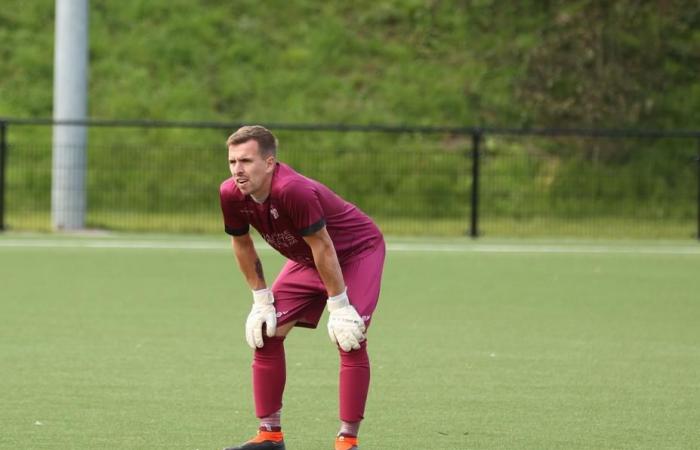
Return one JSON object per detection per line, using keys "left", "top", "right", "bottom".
{"left": 1, "top": 235, "right": 699, "bottom": 449}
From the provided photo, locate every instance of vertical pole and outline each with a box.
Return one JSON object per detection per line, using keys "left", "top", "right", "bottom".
{"left": 52, "top": 0, "right": 89, "bottom": 230}
{"left": 470, "top": 130, "right": 482, "bottom": 238}
{"left": 0, "top": 121, "right": 6, "bottom": 231}
{"left": 696, "top": 139, "right": 700, "bottom": 241}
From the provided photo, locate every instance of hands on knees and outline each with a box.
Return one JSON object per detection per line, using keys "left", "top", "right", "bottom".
{"left": 326, "top": 288, "right": 366, "bottom": 352}
{"left": 246, "top": 288, "right": 277, "bottom": 349}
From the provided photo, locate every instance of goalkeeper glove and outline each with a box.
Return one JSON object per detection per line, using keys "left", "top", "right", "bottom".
{"left": 327, "top": 288, "right": 366, "bottom": 352}
{"left": 245, "top": 288, "right": 277, "bottom": 349}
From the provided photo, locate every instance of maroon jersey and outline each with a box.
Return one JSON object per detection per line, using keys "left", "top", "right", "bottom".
{"left": 220, "top": 163, "right": 383, "bottom": 267}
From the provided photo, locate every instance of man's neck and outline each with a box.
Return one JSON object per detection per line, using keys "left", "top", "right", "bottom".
{"left": 251, "top": 172, "right": 274, "bottom": 203}
{"left": 251, "top": 193, "right": 268, "bottom": 204}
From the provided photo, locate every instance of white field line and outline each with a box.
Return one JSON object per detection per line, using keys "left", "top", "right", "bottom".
{"left": 388, "top": 243, "right": 700, "bottom": 255}
{"left": 0, "top": 239, "right": 225, "bottom": 250}
{"left": 1, "top": 238, "right": 699, "bottom": 255}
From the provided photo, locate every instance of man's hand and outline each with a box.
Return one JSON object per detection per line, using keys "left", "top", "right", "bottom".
{"left": 327, "top": 289, "right": 366, "bottom": 352}
{"left": 245, "top": 288, "right": 277, "bottom": 349}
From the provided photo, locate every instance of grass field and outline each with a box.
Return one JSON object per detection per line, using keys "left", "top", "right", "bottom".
{"left": 4, "top": 211, "right": 697, "bottom": 239}
{"left": 1, "top": 233, "right": 699, "bottom": 449}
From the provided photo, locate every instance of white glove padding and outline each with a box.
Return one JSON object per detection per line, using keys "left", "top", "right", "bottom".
{"left": 245, "top": 288, "right": 277, "bottom": 349}
{"left": 327, "top": 289, "right": 366, "bottom": 352}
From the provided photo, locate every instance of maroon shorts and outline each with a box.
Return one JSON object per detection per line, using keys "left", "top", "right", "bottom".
{"left": 271, "top": 241, "right": 385, "bottom": 330}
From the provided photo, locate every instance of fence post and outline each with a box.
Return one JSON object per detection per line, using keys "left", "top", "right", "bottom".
{"left": 0, "top": 121, "right": 6, "bottom": 231}
{"left": 696, "top": 138, "right": 700, "bottom": 241}
{"left": 469, "top": 130, "right": 482, "bottom": 238}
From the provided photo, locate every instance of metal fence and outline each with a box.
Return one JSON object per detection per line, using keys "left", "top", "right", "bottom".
{"left": 1, "top": 118, "right": 699, "bottom": 239}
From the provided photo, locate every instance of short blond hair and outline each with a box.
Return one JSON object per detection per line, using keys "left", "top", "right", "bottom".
{"left": 226, "top": 125, "right": 278, "bottom": 157}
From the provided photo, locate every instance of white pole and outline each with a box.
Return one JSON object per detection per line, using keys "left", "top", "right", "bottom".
{"left": 52, "top": 0, "right": 89, "bottom": 230}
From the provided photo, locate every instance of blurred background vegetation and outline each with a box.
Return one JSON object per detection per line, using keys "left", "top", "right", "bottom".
{"left": 0, "top": 0, "right": 698, "bottom": 237}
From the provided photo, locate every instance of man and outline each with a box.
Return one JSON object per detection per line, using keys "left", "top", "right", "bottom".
{"left": 219, "top": 126, "right": 385, "bottom": 450}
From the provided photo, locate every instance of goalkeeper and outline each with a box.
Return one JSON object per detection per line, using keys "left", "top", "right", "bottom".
{"left": 219, "top": 126, "right": 385, "bottom": 450}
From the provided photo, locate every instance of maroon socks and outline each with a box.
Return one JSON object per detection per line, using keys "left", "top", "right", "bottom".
{"left": 252, "top": 336, "right": 286, "bottom": 419}
{"left": 338, "top": 340, "right": 370, "bottom": 422}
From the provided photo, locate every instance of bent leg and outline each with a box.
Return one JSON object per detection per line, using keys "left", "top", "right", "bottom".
{"left": 271, "top": 260, "right": 327, "bottom": 329}
{"left": 252, "top": 319, "right": 297, "bottom": 420}
{"left": 253, "top": 335, "right": 287, "bottom": 419}
{"left": 273, "top": 320, "right": 297, "bottom": 337}
{"left": 341, "top": 243, "right": 386, "bottom": 328}
{"left": 335, "top": 243, "right": 384, "bottom": 439}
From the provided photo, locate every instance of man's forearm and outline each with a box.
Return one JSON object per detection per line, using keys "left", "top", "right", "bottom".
{"left": 302, "top": 227, "right": 346, "bottom": 297}
{"left": 311, "top": 242, "right": 345, "bottom": 297}
{"left": 242, "top": 256, "right": 266, "bottom": 290}
{"left": 232, "top": 236, "right": 266, "bottom": 290}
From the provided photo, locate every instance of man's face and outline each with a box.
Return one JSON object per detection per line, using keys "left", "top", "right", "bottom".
{"left": 228, "top": 139, "right": 275, "bottom": 199}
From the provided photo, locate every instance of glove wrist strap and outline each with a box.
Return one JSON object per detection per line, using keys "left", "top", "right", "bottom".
{"left": 327, "top": 288, "right": 349, "bottom": 311}
{"left": 252, "top": 288, "right": 273, "bottom": 305}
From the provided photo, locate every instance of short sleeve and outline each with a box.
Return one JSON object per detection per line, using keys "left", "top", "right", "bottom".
{"left": 219, "top": 185, "right": 250, "bottom": 236}
{"left": 280, "top": 181, "right": 325, "bottom": 236}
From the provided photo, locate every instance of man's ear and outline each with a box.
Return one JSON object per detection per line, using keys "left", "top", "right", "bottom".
{"left": 265, "top": 155, "right": 276, "bottom": 171}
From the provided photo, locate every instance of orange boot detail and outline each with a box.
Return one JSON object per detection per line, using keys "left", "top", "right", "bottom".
{"left": 335, "top": 435, "right": 359, "bottom": 450}
{"left": 248, "top": 431, "right": 284, "bottom": 444}
{"left": 224, "top": 430, "right": 285, "bottom": 450}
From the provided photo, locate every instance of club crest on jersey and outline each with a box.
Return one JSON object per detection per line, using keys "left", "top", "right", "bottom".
{"left": 270, "top": 206, "right": 279, "bottom": 219}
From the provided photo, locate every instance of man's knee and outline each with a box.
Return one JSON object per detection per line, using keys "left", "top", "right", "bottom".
{"left": 274, "top": 320, "right": 297, "bottom": 337}
{"left": 339, "top": 340, "right": 369, "bottom": 366}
